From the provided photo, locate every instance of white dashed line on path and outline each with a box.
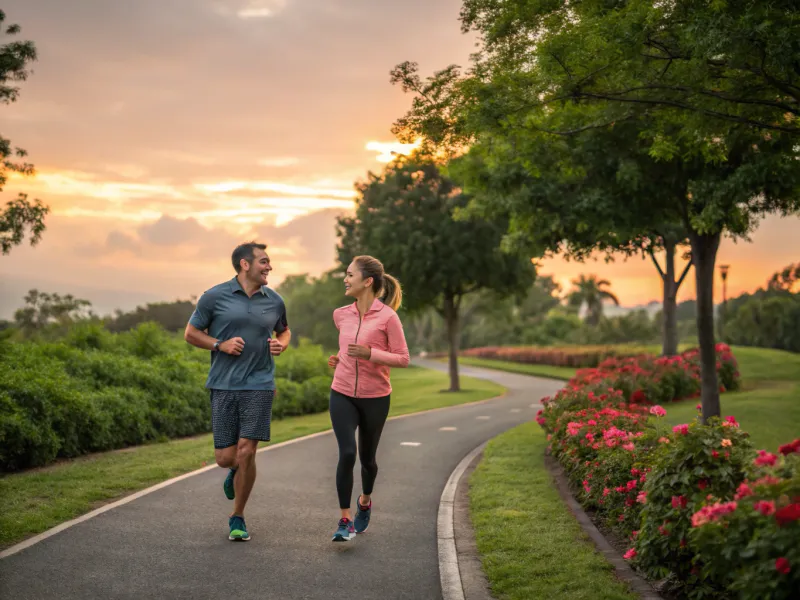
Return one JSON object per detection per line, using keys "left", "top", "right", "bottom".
{"left": 510, "top": 409, "right": 521, "bottom": 413}
{"left": 400, "top": 442, "right": 421, "bottom": 447}
{"left": 439, "top": 427, "right": 457, "bottom": 431}
{"left": 476, "top": 416, "right": 491, "bottom": 420}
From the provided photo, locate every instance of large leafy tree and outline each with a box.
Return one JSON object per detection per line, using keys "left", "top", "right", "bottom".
{"left": 337, "top": 156, "right": 535, "bottom": 391}
{"left": 0, "top": 10, "right": 48, "bottom": 255}
{"left": 391, "top": 2, "right": 800, "bottom": 421}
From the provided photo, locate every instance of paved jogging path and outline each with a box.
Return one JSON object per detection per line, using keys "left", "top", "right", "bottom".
{"left": 0, "top": 361, "right": 561, "bottom": 600}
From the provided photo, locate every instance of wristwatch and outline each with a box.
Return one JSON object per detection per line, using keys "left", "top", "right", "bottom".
{"left": 212, "top": 340, "right": 221, "bottom": 352}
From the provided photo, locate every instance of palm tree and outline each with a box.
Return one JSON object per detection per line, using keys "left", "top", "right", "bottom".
{"left": 567, "top": 275, "right": 620, "bottom": 326}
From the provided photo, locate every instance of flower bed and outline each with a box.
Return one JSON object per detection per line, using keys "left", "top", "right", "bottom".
{"left": 460, "top": 345, "right": 643, "bottom": 368}
{"left": 536, "top": 344, "right": 799, "bottom": 599}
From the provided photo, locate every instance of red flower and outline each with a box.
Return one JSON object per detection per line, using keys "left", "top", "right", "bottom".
{"left": 671, "top": 495, "right": 688, "bottom": 510}
{"left": 778, "top": 438, "right": 800, "bottom": 455}
{"left": 775, "top": 503, "right": 800, "bottom": 527}
{"left": 698, "top": 480, "right": 709, "bottom": 491}
{"left": 775, "top": 557, "right": 791, "bottom": 575}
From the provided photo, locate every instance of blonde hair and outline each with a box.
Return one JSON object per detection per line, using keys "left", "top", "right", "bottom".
{"left": 353, "top": 255, "right": 403, "bottom": 311}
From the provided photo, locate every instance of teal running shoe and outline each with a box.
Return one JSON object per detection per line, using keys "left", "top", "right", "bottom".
{"left": 354, "top": 499, "right": 371, "bottom": 534}
{"left": 229, "top": 515, "right": 250, "bottom": 541}
{"left": 332, "top": 518, "right": 355, "bottom": 542}
{"left": 223, "top": 468, "right": 237, "bottom": 500}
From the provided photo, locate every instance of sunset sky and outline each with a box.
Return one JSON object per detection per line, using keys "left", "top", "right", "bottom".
{"left": 2, "top": 0, "right": 798, "bottom": 318}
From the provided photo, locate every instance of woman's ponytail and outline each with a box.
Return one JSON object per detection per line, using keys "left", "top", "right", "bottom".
{"left": 381, "top": 273, "right": 403, "bottom": 311}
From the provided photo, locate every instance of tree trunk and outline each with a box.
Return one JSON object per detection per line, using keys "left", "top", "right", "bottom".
{"left": 689, "top": 231, "right": 722, "bottom": 423}
{"left": 443, "top": 293, "right": 461, "bottom": 392}
{"left": 662, "top": 241, "right": 679, "bottom": 357}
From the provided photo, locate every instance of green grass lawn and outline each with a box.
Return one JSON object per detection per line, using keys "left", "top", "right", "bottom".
{"left": 470, "top": 421, "right": 637, "bottom": 600}
{"left": 0, "top": 366, "right": 503, "bottom": 549}
{"left": 662, "top": 347, "right": 800, "bottom": 451}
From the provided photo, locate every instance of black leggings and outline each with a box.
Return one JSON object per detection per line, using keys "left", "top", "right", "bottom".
{"left": 329, "top": 389, "right": 391, "bottom": 509}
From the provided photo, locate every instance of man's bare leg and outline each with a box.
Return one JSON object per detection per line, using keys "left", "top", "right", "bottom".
{"left": 232, "top": 438, "right": 258, "bottom": 516}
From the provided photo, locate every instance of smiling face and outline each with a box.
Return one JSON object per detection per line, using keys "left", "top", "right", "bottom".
{"left": 344, "top": 261, "right": 372, "bottom": 299}
{"left": 241, "top": 247, "right": 272, "bottom": 287}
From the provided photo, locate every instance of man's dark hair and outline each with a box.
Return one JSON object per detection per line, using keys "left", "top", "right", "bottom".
{"left": 231, "top": 242, "right": 267, "bottom": 273}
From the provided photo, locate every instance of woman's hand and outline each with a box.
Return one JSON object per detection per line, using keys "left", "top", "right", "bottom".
{"left": 328, "top": 354, "right": 340, "bottom": 369}
{"left": 347, "top": 344, "right": 371, "bottom": 360}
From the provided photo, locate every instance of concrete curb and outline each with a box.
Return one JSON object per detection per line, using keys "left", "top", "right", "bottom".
{"left": 437, "top": 441, "right": 489, "bottom": 600}
{"left": 1, "top": 391, "right": 508, "bottom": 561}
{"left": 544, "top": 452, "right": 663, "bottom": 600}
{"left": 453, "top": 450, "right": 494, "bottom": 600}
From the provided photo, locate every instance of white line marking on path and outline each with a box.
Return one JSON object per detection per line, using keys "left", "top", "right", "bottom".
{"left": 476, "top": 416, "right": 491, "bottom": 420}
{"left": 530, "top": 403, "right": 538, "bottom": 408}
{"left": 439, "top": 427, "right": 457, "bottom": 431}
{"left": 438, "top": 441, "right": 488, "bottom": 600}
{"left": 510, "top": 408, "right": 521, "bottom": 413}
{"left": 401, "top": 442, "right": 421, "bottom": 447}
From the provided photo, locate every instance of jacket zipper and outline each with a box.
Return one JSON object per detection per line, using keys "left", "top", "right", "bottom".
{"left": 353, "top": 314, "right": 363, "bottom": 397}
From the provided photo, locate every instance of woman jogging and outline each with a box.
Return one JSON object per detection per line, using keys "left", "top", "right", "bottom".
{"left": 327, "top": 255, "right": 410, "bottom": 542}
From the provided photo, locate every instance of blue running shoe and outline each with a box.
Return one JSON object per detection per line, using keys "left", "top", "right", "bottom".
{"left": 354, "top": 499, "right": 371, "bottom": 534}
{"left": 223, "top": 468, "right": 237, "bottom": 500}
{"left": 229, "top": 515, "right": 250, "bottom": 541}
{"left": 332, "top": 518, "right": 355, "bottom": 542}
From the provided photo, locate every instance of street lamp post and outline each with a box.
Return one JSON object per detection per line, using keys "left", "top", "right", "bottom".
{"left": 718, "top": 265, "right": 730, "bottom": 339}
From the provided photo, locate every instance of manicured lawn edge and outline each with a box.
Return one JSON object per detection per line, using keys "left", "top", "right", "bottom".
{"left": 469, "top": 421, "right": 639, "bottom": 600}
{"left": 543, "top": 453, "right": 662, "bottom": 599}
{"left": 0, "top": 368, "right": 504, "bottom": 550}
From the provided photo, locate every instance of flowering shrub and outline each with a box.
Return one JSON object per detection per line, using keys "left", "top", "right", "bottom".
{"left": 461, "top": 345, "right": 641, "bottom": 367}
{"left": 536, "top": 344, "right": 799, "bottom": 598}
{"left": 633, "top": 418, "right": 753, "bottom": 593}
{"left": 688, "top": 443, "right": 800, "bottom": 599}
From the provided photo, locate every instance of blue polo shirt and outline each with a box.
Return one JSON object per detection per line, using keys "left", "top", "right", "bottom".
{"left": 188, "top": 277, "right": 289, "bottom": 391}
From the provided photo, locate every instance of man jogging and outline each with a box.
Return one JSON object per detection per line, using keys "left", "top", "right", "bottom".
{"left": 184, "top": 241, "right": 290, "bottom": 542}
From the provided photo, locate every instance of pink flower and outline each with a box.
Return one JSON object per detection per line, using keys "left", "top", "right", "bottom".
{"left": 603, "top": 488, "right": 611, "bottom": 497}
{"left": 636, "top": 491, "right": 647, "bottom": 504}
{"left": 724, "top": 415, "right": 739, "bottom": 427}
{"left": 721, "top": 438, "right": 732, "bottom": 447}
{"left": 587, "top": 419, "right": 597, "bottom": 426}
{"left": 658, "top": 437, "right": 671, "bottom": 444}
{"left": 658, "top": 523, "right": 670, "bottom": 536}
{"left": 585, "top": 433, "right": 595, "bottom": 441}
{"left": 696, "top": 404, "right": 702, "bottom": 412}
{"left": 735, "top": 482, "right": 753, "bottom": 499}
{"left": 690, "top": 501, "right": 738, "bottom": 527}
{"left": 623, "top": 548, "right": 637, "bottom": 560}
{"left": 753, "top": 500, "right": 776, "bottom": 516}
{"left": 623, "top": 442, "right": 635, "bottom": 452}
{"left": 673, "top": 424, "right": 689, "bottom": 435}
{"left": 754, "top": 450, "right": 778, "bottom": 467}
{"left": 775, "top": 557, "right": 791, "bottom": 575}
{"left": 649, "top": 405, "right": 666, "bottom": 417}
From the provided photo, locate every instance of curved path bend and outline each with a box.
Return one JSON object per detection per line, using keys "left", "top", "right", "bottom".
{"left": 0, "top": 361, "right": 560, "bottom": 600}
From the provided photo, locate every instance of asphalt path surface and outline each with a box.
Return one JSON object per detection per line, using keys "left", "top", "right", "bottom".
{"left": 0, "top": 360, "right": 562, "bottom": 600}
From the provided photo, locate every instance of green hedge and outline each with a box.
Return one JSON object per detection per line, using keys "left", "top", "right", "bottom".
{"left": 0, "top": 323, "right": 332, "bottom": 471}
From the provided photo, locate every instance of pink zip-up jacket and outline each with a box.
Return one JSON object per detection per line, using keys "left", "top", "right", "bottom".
{"left": 331, "top": 298, "right": 410, "bottom": 398}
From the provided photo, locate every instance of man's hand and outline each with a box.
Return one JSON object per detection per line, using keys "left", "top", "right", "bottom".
{"left": 219, "top": 337, "right": 245, "bottom": 356}
{"left": 269, "top": 338, "right": 286, "bottom": 356}
{"left": 328, "top": 354, "right": 340, "bottom": 369}
{"left": 347, "top": 344, "right": 371, "bottom": 360}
